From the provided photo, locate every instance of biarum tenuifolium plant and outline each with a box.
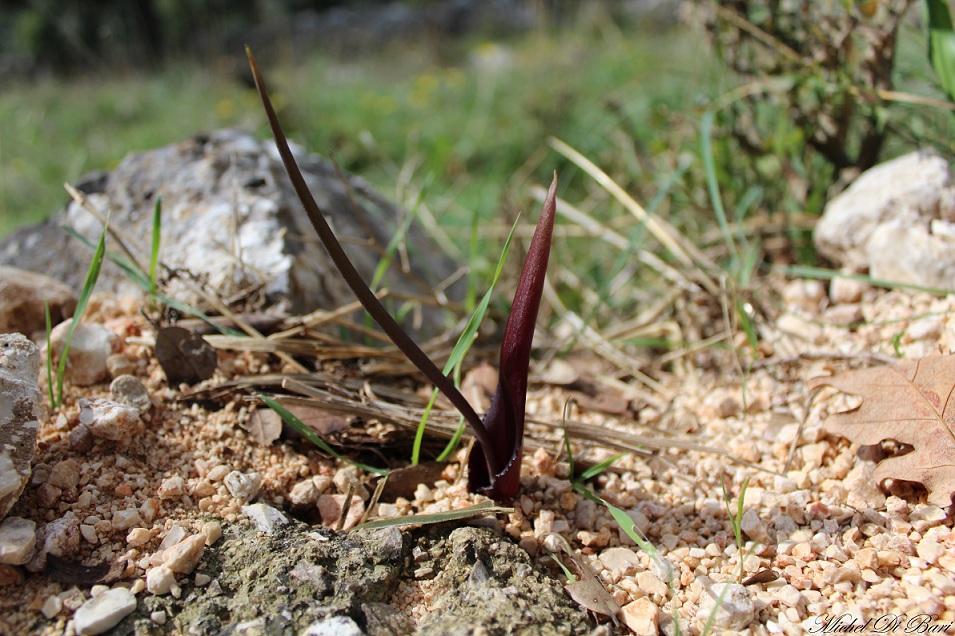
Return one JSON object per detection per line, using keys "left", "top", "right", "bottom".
{"left": 246, "top": 49, "right": 557, "bottom": 499}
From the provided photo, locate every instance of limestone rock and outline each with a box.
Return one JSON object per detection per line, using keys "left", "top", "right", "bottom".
{"left": 0, "top": 333, "right": 41, "bottom": 520}
{"left": 0, "top": 517, "right": 37, "bottom": 565}
{"left": 0, "top": 266, "right": 76, "bottom": 336}
{"left": 0, "top": 130, "right": 462, "bottom": 332}
{"left": 814, "top": 151, "right": 955, "bottom": 287}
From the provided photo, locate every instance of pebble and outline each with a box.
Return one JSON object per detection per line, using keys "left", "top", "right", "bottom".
{"left": 48, "top": 459, "right": 80, "bottom": 490}
{"left": 696, "top": 581, "right": 754, "bottom": 631}
{"left": 224, "top": 470, "right": 262, "bottom": 501}
{"left": 0, "top": 517, "right": 36, "bottom": 565}
{"left": 200, "top": 521, "right": 222, "bottom": 545}
{"left": 105, "top": 353, "right": 136, "bottom": 378}
{"left": 111, "top": 509, "right": 142, "bottom": 530}
{"left": 775, "top": 584, "right": 804, "bottom": 610}
{"left": 157, "top": 475, "right": 185, "bottom": 500}
{"left": 916, "top": 539, "right": 944, "bottom": 564}
{"left": 621, "top": 597, "right": 659, "bottom": 636}
{"left": 829, "top": 277, "right": 867, "bottom": 305}
{"left": 288, "top": 478, "right": 321, "bottom": 507}
{"left": 80, "top": 399, "right": 143, "bottom": 442}
{"left": 41, "top": 594, "right": 63, "bottom": 619}
{"left": 301, "top": 615, "right": 364, "bottom": 636}
{"left": 109, "top": 375, "right": 151, "bottom": 414}
{"left": 162, "top": 534, "right": 206, "bottom": 574}
{"left": 73, "top": 587, "right": 136, "bottom": 635}
{"left": 127, "top": 528, "right": 150, "bottom": 547}
{"left": 317, "top": 495, "right": 365, "bottom": 531}
{"left": 241, "top": 503, "right": 288, "bottom": 534}
{"left": 740, "top": 508, "right": 773, "bottom": 544}
{"left": 146, "top": 564, "right": 177, "bottom": 595}
{"left": 636, "top": 570, "right": 668, "bottom": 598}
{"left": 49, "top": 320, "right": 115, "bottom": 386}
{"left": 26, "top": 511, "right": 80, "bottom": 572}
{"left": 599, "top": 547, "right": 641, "bottom": 574}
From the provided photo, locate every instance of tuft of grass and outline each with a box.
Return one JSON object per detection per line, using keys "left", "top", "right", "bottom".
{"left": 721, "top": 475, "right": 750, "bottom": 584}
{"left": 413, "top": 215, "right": 520, "bottom": 465}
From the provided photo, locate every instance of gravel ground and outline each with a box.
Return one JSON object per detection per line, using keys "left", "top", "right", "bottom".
{"left": 1, "top": 278, "right": 954, "bottom": 635}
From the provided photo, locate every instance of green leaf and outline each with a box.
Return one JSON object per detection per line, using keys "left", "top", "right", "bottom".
{"left": 150, "top": 196, "right": 162, "bottom": 294}
{"left": 411, "top": 215, "right": 520, "bottom": 464}
{"left": 927, "top": 0, "right": 955, "bottom": 101}
{"left": 56, "top": 218, "right": 109, "bottom": 406}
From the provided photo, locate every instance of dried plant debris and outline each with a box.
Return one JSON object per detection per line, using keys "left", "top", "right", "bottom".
{"left": 809, "top": 354, "right": 955, "bottom": 507}
{"left": 155, "top": 326, "right": 218, "bottom": 386}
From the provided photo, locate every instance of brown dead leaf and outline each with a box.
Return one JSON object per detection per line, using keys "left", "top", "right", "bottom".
{"left": 808, "top": 355, "right": 955, "bottom": 507}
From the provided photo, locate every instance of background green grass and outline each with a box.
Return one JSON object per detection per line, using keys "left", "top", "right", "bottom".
{"left": 0, "top": 23, "right": 716, "bottom": 240}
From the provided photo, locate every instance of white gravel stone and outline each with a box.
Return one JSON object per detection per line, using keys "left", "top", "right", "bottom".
{"left": 288, "top": 478, "right": 321, "bottom": 507}
{"left": 740, "top": 508, "right": 772, "bottom": 544}
{"left": 301, "top": 615, "right": 363, "bottom": 636}
{"left": 224, "top": 470, "right": 262, "bottom": 501}
{"left": 621, "top": 597, "right": 659, "bottom": 635}
{"left": 40, "top": 594, "right": 62, "bottom": 619}
{"left": 111, "top": 509, "right": 142, "bottom": 530}
{"left": 162, "top": 534, "right": 206, "bottom": 574}
{"left": 599, "top": 547, "right": 641, "bottom": 574}
{"left": 0, "top": 517, "right": 36, "bottom": 565}
{"left": 157, "top": 475, "right": 185, "bottom": 500}
{"left": 146, "top": 564, "right": 177, "bottom": 595}
{"left": 49, "top": 320, "right": 115, "bottom": 386}
{"left": 696, "top": 581, "right": 754, "bottom": 631}
{"left": 73, "top": 587, "right": 136, "bottom": 635}
{"left": 241, "top": 503, "right": 288, "bottom": 534}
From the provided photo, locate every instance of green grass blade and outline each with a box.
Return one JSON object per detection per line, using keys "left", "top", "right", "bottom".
{"left": 927, "top": 0, "right": 955, "bottom": 101}
{"left": 435, "top": 415, "right": 467, "bottom": 462}
{"left": 259, "top": 394, "right": 388, "bottom": 476}
{"left": 701, "top": 110, "right": 739, "bottom": 266}
{"left": 577, "top": 453, "right": 623, "bottom": 481}
{"left": 150, "top": 196, "right": 162, "bottom": 294}
{"left": 410, "top": 215, "right": 520, "bottom": 464}
{"left": 65, "top": 226, "right": 241, "bottom": 336}
{"left": 56, "top": 218, "right": 109, "bottom": 406}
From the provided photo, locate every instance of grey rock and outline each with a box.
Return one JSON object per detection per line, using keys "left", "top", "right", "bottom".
{"left": 0, "top": 333, "right": 41, "bottom": 520}
{"left": 814, "top": 151, "right": 955, "bottom": 286}
{"left": 26, "top": 510, "right": 80, "bottom": 572}
{"left": 103, "top": 516, "right": 592, "bottom": 635}
{"left": 417, "top": 526, "right": 592, "bottom": 635}
{"left": 0, "top": 266, "right": 76, "bottom": 336}
{"left": 0, "top": 130, "right": 460, "bottom": 333}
